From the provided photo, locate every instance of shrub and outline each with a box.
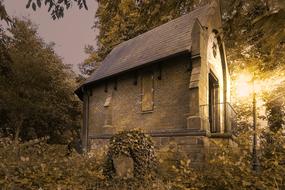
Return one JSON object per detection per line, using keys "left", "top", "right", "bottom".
{"left": 0, "top": 137, "right": 104, "bottom": 189}
{"left": 103, "top": 130, "right": 157, "bottom": 179}
{"left": 1, "top": 128, "right": 284, "bottom": 189}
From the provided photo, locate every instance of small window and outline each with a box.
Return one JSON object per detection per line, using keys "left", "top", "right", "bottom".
{"left": 104, "top": 93, "right": 112, "bottom": 127}
{"left": 141, "top": 71, "right": 154, "bottom": 112}
{"left": 104, "top": 96, "right": 112, "bottom": 107}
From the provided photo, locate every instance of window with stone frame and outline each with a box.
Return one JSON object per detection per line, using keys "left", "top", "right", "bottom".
{"left": 141, "top": 71, "right": 154, "bottom": 112}
{"left": 104, "top": 92, "right": 112, "bottom": 127}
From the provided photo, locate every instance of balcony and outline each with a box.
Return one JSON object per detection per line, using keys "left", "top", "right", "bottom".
{"left": 200, "top": 102, "right": 237, "bottom": 136}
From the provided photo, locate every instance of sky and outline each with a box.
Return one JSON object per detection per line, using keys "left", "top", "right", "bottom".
{"left": 4, "top": 0, "right": 98, "bottom": 74}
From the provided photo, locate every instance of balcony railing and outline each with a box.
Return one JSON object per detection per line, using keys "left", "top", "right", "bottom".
{"left": 200, "top": 102, "right": 237, "bottom": 135}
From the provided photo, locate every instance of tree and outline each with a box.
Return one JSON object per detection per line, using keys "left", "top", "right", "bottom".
{"left": 0, "top": 19, "right": 81, "bottom": 142}
{"left": 25, "top": 0, "right": 88, "bottom": 20}
{"left": 263, "top": 83, "right": 285, "bottom": 133}
{"left": 0, "top": 0, "right": 11, "bottom": 23}
{"left": 0, "top": 0, "right": 88, "bottom": 22}
{"left": 222, "top": 0, "right": 285, "bottom": 73}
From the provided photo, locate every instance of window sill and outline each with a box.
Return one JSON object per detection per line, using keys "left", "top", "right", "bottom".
{"left": 103, "top": 125, "right": 113, "bottom": 128}
{"left": 207, "top": 133, "right": 233, "bottom": 138}
{"left": 141, "top": 110, "right": 154, "bottom": 114}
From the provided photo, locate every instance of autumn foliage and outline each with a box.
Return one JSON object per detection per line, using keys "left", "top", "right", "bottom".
{"left": 0, "top": 129, "right": 285, "bottom": 189}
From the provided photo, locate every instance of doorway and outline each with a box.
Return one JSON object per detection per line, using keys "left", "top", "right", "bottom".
{"left": 209, "top": 72, "right": 220, "bottom": 133}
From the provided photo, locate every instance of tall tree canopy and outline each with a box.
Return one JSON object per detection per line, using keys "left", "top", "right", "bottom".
{"left": 0, "top": 19, "right": 81, "bottom": 142}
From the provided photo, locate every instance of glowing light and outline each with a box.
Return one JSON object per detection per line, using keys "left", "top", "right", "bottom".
{"left": 234, "top": 72, "right": 285, "bottom": 99}
{"left": 235, "top": 73, "right": 253, "bottom": 97}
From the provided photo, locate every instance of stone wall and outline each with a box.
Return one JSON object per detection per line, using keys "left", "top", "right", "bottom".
{"left": 89, "top": 135, "right": 211, "bottom": 166}
{"left": 88, "top": 54, "right": 192, "bottom": 137}
{"left": 89, "top": 135, "right": 237, "bottom": 167}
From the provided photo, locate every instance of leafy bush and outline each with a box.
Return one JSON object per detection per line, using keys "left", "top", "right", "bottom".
{"left": 1, "top": 128, "right": 285, "bottom": 189}
{"left": 103, "top": 130, "right": 157, "bottom": 179}
{"left": 160, "top": 130, "right": 285, "bottom": 190}
{"left": 155, "top": 143, "right": 200, "bottom": 190}
{"left": 0, "top": 137, "right": 104, "bottom": 189}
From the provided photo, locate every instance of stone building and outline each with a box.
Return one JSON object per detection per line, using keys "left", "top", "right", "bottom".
{"left": 75, "top": 1, "right": 236, "bottom": 164}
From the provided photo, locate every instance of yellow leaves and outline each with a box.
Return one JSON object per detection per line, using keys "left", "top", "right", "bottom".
{"left": 119, "top": 0, "right": 135, "bottom": 15}
{"left": 40, "top": 163, "right": 46, "bottom": 172}
{"left": 94, "top": 0, "right": 193, "bottom": 62}
{"left": 242, "top": 180, "right": 252, "bottom": 187}
{"left": 20, "top": 156, "right": 29, "bottom": 162}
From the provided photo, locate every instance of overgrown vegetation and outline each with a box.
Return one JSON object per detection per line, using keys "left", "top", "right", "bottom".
{"left": 0, "top": 129, "right": 285, "bottom": 189}
{"left": 0, "top": 137, "right": 103, "bottom": 189}
{"left": 103, "top": 130, "right": 157, "bottom": 179}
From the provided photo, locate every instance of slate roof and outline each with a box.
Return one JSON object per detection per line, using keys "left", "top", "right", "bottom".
{"left": 83, "top": 5, "right": 210, "bottom": 86}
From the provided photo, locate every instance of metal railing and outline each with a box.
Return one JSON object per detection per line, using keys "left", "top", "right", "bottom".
{"left": 200, "top": 102, "right": 237, "bottom": 135}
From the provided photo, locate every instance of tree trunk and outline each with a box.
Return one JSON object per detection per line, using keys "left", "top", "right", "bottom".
{"left": 14, "top": 114, "right": 24, "bottom": 144}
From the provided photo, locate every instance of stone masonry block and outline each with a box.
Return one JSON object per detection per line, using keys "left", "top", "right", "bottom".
{"left": 187, "top": 116, "right": 202, "bottom": 130}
